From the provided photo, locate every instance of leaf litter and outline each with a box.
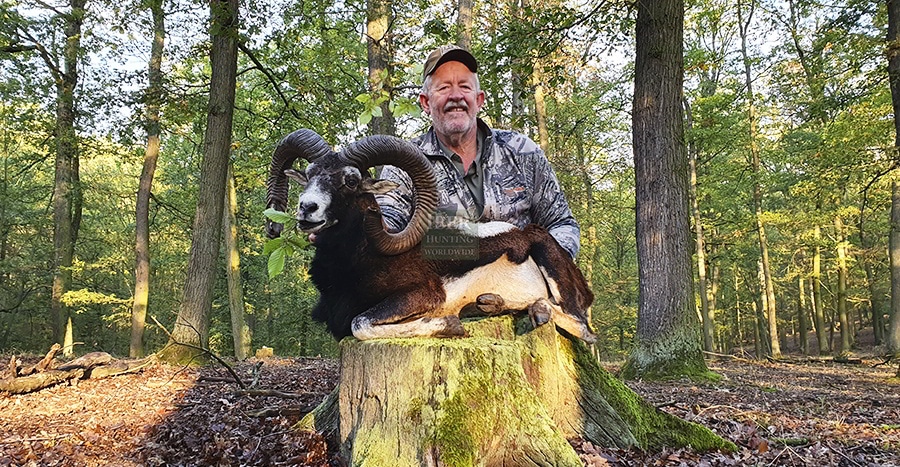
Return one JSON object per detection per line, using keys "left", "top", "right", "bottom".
{"left": 0, "top": 355, "right": 897, "bottom": 466}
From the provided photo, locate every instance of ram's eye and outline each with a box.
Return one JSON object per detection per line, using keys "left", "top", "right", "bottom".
{"left": 344, "top": 176, "right": 359, "bottom": 189}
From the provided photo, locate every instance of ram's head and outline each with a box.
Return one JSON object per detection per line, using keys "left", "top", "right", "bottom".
{"left": 265, "top": 129, "right": 437, "bottom": 255}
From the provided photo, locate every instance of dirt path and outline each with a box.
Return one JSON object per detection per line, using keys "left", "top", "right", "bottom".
{"left": 1, "top": 355, "right": 897, "bottom": 466}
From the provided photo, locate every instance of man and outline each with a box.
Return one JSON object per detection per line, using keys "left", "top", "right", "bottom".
{"left": 377, "top": 45, "right": 581, "bottom": 259}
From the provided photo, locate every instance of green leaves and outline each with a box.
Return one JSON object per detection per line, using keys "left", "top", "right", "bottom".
{"left": 263, "top": 209, "right": 308, "bottom": 279}
{"left": 355, "top": 91, "right": 420, "bottom": 125}
{"left": 263, "top": 208, "right": 294, "bottom": 224}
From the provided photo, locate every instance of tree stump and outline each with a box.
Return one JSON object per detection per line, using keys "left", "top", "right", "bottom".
{"left": 297, "top": 315, "right": 734, "bottom": 466}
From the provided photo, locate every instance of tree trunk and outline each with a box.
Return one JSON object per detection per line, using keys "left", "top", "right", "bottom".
{"left": 533, "top": 63, "right": 551, "bottom": 153}
{"left": 224, "top": 162, "right": 251, "bottom": 359}
{"left": 834, "top": 215, "right": 852, "bottom": 356}
{"left": 858, "top": 197, "right": 885, "bottom": 345}
{"left": 131, "top": 0, "right": 165, "bottom": 358}
{"left": 623, "top": 0, "right": 707, "bottom": 380}
{"left": 886, "top": 0, "right": 900, "bottom": 358}
{"left": 812, "top": 224, "right": 830, "bottom": 354}
{"left": 457, "top": 0, "right": 473, "bottom": 50}
{"left": 798, "top": 275, "right": 809, "bottom": 355}
{"left": 890, "top": 182, "right": 900, "bottom": 356}
{"left": 366, "top": 0, "right": 395, "bottom": 136}
{"left": 684, "top": 97, "right": 713, "bottom": 352}
{"left": 49, "top": 0, "right": 86, "bottom": 357}
{"left": 298, "top": 316, "right": 733, "bottom": 464}
{"left": 738, "top": 0, "right": 779, "bottom": 359}
{"left": 159, "top": 0, "right": 239, "bottom": 363}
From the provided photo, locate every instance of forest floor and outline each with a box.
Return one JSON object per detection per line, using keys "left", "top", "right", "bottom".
{"left": 1, "top": 350, "right": 898, "bottom": 466}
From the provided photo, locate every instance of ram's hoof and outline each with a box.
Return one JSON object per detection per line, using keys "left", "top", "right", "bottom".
{"left": 434, "top": 316, "right": 467, "bottom": 338}
{"left": 528, "top": 299, "right": 552, "bottom": 328}
{"left": 475, "top": 293, "right": 506, "bottom": 315}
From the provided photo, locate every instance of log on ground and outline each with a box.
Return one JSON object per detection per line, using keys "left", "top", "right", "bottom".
{"left": 297, "top": 315, "right": 735, "bottom": 466}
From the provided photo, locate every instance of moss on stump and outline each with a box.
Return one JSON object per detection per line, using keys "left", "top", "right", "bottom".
{"left": 297, "top": 315, "right": 735, "bottom": 466}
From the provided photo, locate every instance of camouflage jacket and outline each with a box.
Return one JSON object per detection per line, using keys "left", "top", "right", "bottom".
{"left": 376, "top": 119, "right": 581, "bottom": 258}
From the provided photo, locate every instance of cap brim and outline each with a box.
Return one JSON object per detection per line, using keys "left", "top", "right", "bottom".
{"left": 427, "top": 49, "right": 478, "bottom": 77}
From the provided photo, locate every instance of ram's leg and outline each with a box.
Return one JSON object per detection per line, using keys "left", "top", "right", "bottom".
{"left": 524, "top": 226, "right": 594, "bottom": 319}
{"left": 531, "top": 298, "right": 597, "bottom": 344}
{"left": 459, "top": 293, "right": 508, "bottom": 318}
{"left": 351, "top": 289, "right": 464, "bottom": 340}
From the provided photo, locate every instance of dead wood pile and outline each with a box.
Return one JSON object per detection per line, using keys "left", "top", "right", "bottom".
{"left": 1, "top": 345, "right": 150, "bottom": 395}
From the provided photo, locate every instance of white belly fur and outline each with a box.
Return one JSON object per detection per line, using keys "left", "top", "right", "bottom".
{"left": 436, "top": 254, "right": 549, "bottom": 316}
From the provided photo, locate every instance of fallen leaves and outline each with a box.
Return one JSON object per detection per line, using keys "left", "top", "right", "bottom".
{"left": 0, "top": 354, "right": 897, "bottom": 466}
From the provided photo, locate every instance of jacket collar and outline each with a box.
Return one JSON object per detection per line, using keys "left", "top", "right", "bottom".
{"left": 417, "top": 118, "right": 493, "bottom": 158}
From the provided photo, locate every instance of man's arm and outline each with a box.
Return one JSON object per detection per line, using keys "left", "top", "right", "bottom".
{"left": 529, "top": 149, "right": 581, "bottom": 259}
{"left": 374, "top": 165, "right": 414, "bottom": 233}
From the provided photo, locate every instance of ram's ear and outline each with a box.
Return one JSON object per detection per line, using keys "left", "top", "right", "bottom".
{"left": 285, "top": 169, "right": 308, "bottom": 187}
{"left": 360, "top": 179, "right": 399, "bottom": 195}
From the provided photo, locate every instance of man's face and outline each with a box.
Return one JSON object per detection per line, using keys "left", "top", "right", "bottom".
{"left": 419, "top": 61, "right": 485, "bottom": 142}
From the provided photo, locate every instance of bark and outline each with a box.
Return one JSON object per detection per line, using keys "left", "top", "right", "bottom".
{"left": 160, "top": 0, "right": 239, "bottom": 363}
{"left": 812, "top": 224, "right": 830, "bottom": 354}
{"left": 887, "top": 0, "right": 900, "bottom": 358}
{"left": 19, "top": 344, "right": 62, "bottom": 376}
{"left": 684, "top": 98, "right": 713, "bottom": 352}
{"left": 131, "top": 0, "right": 165, "bottom": 358}
{"left": 858, "top": 192, "right": 885, "bottom": 346}
{"left": 457, "top": 0, "right": 473, "bottom": 50}
{"left": 890, "top": 182, "right": 900, "bottom": 356}
{"left": 297, "top": 316, "right": 733, "bottom": 464}
{"left": 798, "top": 275, "right": 809, "bottom": 355}
{"left": 224, "top": 162, "right": 251, "bottom": 359}
{"left": 533, "top": 64, "right": 551, "bottom": 152}
{"left": 623, "top": 0, "right": 706, "bottom": 380}
{"left": 50, "top": 0, "right": 86, "bottom": 356}
{"left": 366, "top": 0, "right": 395, "bottom": 136}
{"left": 0, "top": 369, "right": 85, "bottom": 394}
{"left": 834, "top": 215, "right": 852, "bottom": 356}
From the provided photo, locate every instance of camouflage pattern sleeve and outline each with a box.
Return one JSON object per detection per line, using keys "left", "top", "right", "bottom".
{"left": 528, "top": 147, "right": 581, "bottom": 259}
{"left": 375, "top": 165, "right": 414, "bottom": 233}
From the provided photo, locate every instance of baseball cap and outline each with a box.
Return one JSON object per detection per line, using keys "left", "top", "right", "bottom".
{"left": 422, "top": 45, "right": 478, "bottom": 80}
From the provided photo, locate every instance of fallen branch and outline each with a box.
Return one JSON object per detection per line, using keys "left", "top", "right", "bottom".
{"left": 19, "top": 343, "right": 62, "bottom": 376}
{"left": 0, "top": 368, "right": 85, "bottom": 394}
{"left": 6, "top": 355, "right": 17, "bottom": 379}
{"left": 247, "top": 405, "right": 318, "bottom": 418}
{"left": 150, "top": 315, "right": 246, "bottom": 389}
{"left": 198, "top": 376, "right": 253, "bottom": 385}
{"left": 234, "top": 389, "right": 314, "bottom": 399}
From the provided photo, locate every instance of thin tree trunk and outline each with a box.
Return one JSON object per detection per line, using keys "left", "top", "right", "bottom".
{"left": 834, "top": 215, "right": 852, "bottom": 356}
{"left": 684, "top": 98, "right": 713, "bottom": 352}
{"left": 890, "top": 182, "right": 900, "bottom": 356}
{"left": 798, "top": 275, "right": 808, "bottom": 355}
{"left": 533, "top": 64, "right": 550, "bottom": 152}
{"left": 457, "top": 0, "right": 473, "bottom": 50}
{"left": 812, "top": 224, "right": 830, "bottom": 354}
{"left": 860, "top": 206, "right": 885, "bottom": 345}
{"left": 366, "top": 0, "right": 395, "bottom": 136}
{"left": 738, "top": 0, "right": 779, "bottom": 359}
{"left": 50, "top": 0, "right": 86, "bottom": 357}
{"left": 623, "top": 0, "right": 706, "bottom": 380}
{"left": 886, "top": 0, "right": 900, "bottom": 358}
{"left": 224, "top": 162, "right": 251, "bottom": 359}
{"left": 160, "top": 0, "right": 239, "bottom": 362}
{"left": 130, "top": 0, "right": 165, "bottom": 358}
{"left": 733, "top": 265, "right": 742, "bottom": 352}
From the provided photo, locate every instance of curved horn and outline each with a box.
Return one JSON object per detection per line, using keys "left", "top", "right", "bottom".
{"left": 266, "top": 129, "right": 333, "bottom": 238}
{"left": 341, "top": 135, "right": 437, "bottom": 255}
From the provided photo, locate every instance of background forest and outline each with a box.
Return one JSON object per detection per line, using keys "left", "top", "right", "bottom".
{"left": 0, "top": 0, "right": 894, "bottom": 362}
